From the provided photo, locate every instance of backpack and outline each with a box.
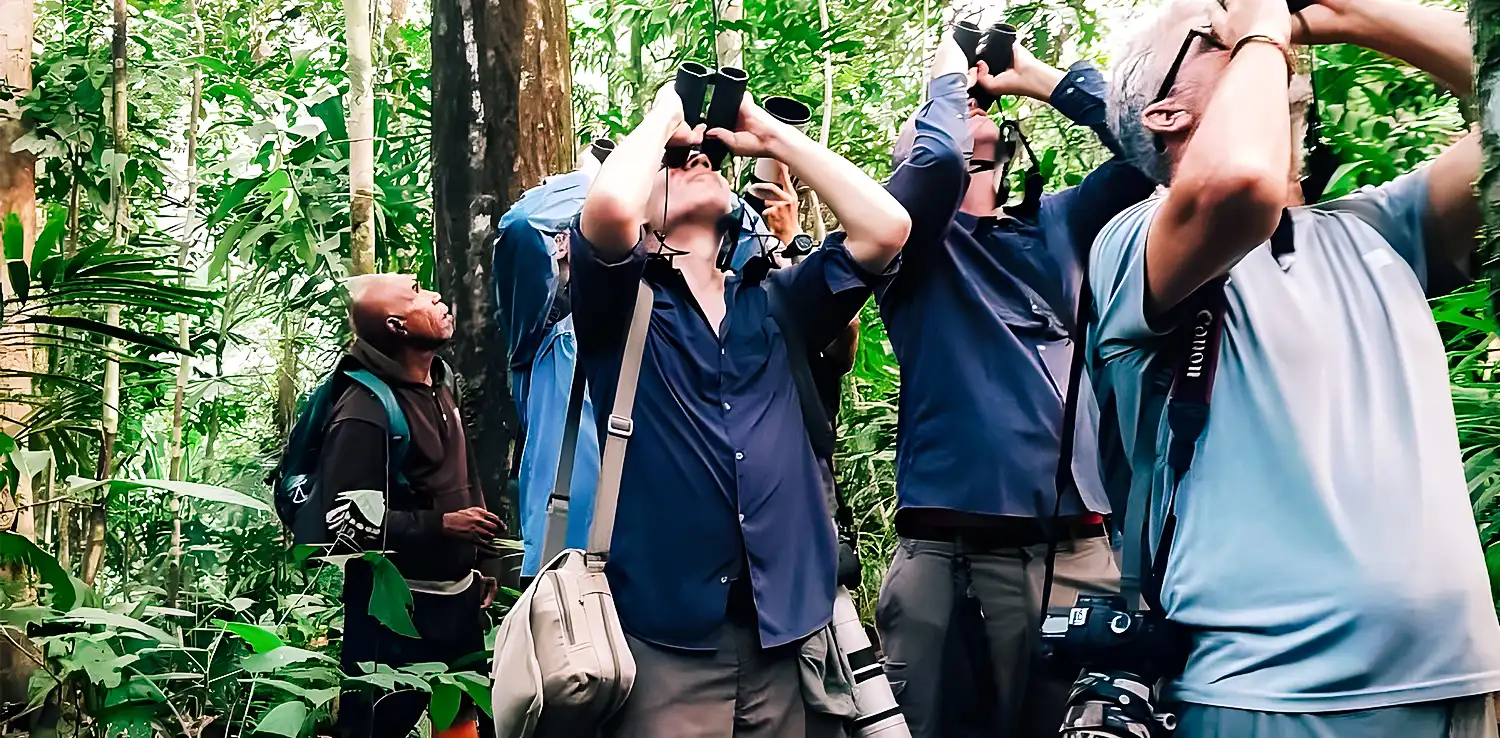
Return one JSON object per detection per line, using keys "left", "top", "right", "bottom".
{"left": 269, "top": 362, "right": 411, "bottom": 549}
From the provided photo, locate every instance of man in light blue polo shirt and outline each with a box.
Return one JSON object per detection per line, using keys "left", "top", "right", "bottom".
{"left": 1090, "top": 0, "right": 1500, "bottom": 734}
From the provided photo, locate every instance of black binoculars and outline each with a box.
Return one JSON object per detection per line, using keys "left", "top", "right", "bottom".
{"left": 954, "top": 19, "right": 1017, "bottom": 111}
{"left": 666, "top": 62, "right": 749, "bottom": 170}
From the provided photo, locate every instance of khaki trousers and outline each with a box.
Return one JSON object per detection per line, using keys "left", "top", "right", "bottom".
{"left": 875, "top": 534, "right": 1120, "bottom": 738}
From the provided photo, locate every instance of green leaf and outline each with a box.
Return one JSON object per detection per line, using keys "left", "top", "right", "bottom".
{"left": 9, "top": 261, "right": 29, "bottom": 304}
{"left": 254, "top": 700, "right": 309, "bottom": 737}
{"left": 118, "top": 479, "right": 271, "bottom": 513}
{"left": 13, "top": 316, "right": 187, "bottom": 354}
{"left": 0, "top": 531, "right": 77, "bottom": 610}
{"left": 217, "top": 620, "right": 285, "bottom": 653}
{"left": 2, "top": 212, "right": 22, "bottom": 262}
{"left": 242, "top": 646, "right": 335, "bottom": 673}
{"left": 59, "top": 608, "right": 175, "bottom": 643}
{"left": 453, "top": 672, "right": 493, "bottom": 716}
{"left": 363, "top": 553, "right": 418, "bottom": 638}
{"left": 32, "top": 203, "right": 66, "bottom": 267}
{"left": 205, "top": 177, "right": 258, "bottom": 228}
{"left": 429, "top": 682, "right": 463, "bottom": 731}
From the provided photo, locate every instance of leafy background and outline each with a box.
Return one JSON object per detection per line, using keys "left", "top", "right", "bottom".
{"left": 0, "top": 0, "right": 1489, "bottom": 733}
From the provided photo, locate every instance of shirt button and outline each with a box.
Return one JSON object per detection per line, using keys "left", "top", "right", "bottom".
{"left": 735, "top": 451, "right": 745, "bottom": 461}
{"left": 739, "top": 513, "right": 745, "bottom": 523}
{"left": 721, "top": 348, "right": 726, "bottom": 355}
{"left": 723, "top": 402, "right": 732, "bottom": 411}
{"left": 1076, "top": 76, "right": 1086, "bottom": 83}
{"left": 720, "top": 576, "right": 729, "bottom": 584}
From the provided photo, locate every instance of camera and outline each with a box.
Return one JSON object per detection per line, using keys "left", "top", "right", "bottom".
{"left": 1038, "top": 595, "right": 1192, "bottom": 737}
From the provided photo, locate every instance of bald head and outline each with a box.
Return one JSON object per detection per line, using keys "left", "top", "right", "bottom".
{"left": 348, "top": 274, "right": 455, "bottom": 354}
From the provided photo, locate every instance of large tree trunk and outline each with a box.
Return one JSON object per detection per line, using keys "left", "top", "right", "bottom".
{"left": 347, "top": 0, "right": 376, "bottom": 275}
{"left": 432, "top": 0, "right": 573, "bottom": 550}
{"left": 714, "top": 0, "right": 742, "bottom": 68}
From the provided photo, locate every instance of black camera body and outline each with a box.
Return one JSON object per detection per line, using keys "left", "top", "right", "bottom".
{"left": 1039, "top": 595, "right": 1192, "bottom": 737}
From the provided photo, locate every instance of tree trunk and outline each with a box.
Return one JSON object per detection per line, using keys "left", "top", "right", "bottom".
{"left": 518, "top": 0, "right": 575, "bottom": 188}
{"left": 807, "top": 0, "right": 833, "bottom": 240}
{"left": 1478, "top": 0, "right": 1500, "bottom": 314}
{"left": 715, "top": 0, "right": 743, "bottom": 68}
{"left": 629, "top": 21, "right": 646, "bottom": 124}
{"left": 0, "top": 0, "right": 36, "bottom": 537}
{"left": 274, "top": 311, "right": 302, "bottom": 439}
{"left": 166, "top": 0, "right": 203, "bottom": 609}
{"left": 433, "top": 0, "right": 572, "bottom": 539}
{"left": 81, "top": 307, "right": 119, "bottom": 587}
{"left": 347, "top": 0, "right": 376, "bottom": 276}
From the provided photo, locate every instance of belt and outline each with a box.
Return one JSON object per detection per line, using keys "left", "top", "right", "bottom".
{"left": 897, "top": 517, "right": 1106, "bottom": 550}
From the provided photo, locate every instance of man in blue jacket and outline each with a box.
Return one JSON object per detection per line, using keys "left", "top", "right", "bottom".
{"left": 872, "top": 30, "right": 1157, "bottom": 738}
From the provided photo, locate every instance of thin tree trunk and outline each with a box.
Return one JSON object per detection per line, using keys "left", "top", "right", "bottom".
{"left": 82, "top": 307, "right": 119, "bottom": 587}
{"left": 432, "top": 0, "right": 525, "bottom": 540}
{"left": 629, "top": 21, "right": 646, "bottom": 124}
{"left": 109, "top": 0, "right": 128, "bottom": 250}
{"left": 275, "top": 311, "right": 302, "bottom": 439}
{"left": 348, "top": 0, "right": 376, "bottom": 275}
{"left": 715, "top": 0, "right": 742, "bottom": 68}
{"left": 166, "top": 0, "right": 203, "bottom": 609}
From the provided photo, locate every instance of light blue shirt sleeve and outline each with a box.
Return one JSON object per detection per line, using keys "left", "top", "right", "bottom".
{"left": 1311, "top": 169, "right": 1431, "bottom": 291}
{"left": 1089, "top": 197, "right": 1172, "bottom": 361}
{"left": 517, "top": 317, "right": 601, "bottom": 576}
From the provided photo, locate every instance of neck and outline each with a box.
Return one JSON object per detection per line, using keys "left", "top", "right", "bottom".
{"left": 650, "top": 223, "right": 722, "bottom": 279}
{"left": 960, "top": 171, "right": 998, "bottom": 217}
{"left": 391, "top": 346, "right": 436, "bottom": 385}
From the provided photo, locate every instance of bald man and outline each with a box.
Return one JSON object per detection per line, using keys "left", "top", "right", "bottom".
{"left": 323, "top": 274, "right": 502, "bottom": 738}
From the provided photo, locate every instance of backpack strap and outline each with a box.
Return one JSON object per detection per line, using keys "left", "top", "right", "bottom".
{"left": 345, "top": 369, "right": 411, "bottom": 489}
{"left": 539, "top": 361, "right": 587, "bottom": 564}
{"left": 765, "top": 280, "right": 855, "bottom": 532}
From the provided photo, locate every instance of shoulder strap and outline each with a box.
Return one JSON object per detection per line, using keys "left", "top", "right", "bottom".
{"left": 765, "top": 281, "right": 836, "bottom": 459}
{"left": 587, "top": 282, "right": 654, "bottom": 556}
{"left": 344, "top": 369, "right": 411, "bottom": 487}
{"left": 539, "top": 361, "right": 587, "bottom": 564}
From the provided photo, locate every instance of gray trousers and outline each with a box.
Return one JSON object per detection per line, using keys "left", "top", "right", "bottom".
{"left": 605, "top": 621, "right": 805, "bottom": 738}
{"left": 875, "top": 534, "right": 1120, "bottom": 738}
{"left": 1178, "top": 695, "right": 1498, "bottom": 738}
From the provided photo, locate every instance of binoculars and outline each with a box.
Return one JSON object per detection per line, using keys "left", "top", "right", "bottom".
{"left": 743, "top": 97, "right": 811, "bottom": 215}
{"left": 666, "top": 62, "right": 748, "bottom": 170}
{"left": 667, "top": 62, "right": 814, "bottom": 172}
{"left": 955, "top": 19, "right": 1017, "bottom": 112}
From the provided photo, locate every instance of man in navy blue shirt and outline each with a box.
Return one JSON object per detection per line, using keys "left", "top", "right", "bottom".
{"left": 571, "top": 82, "right": 910, "bottom": 737}
{"left": 871, "top": 31, "right": 1157, "bottom": 738}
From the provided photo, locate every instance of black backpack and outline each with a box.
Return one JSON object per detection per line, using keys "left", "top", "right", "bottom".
{"left": 269, "top": 363, "right": 411, "bottom": 548}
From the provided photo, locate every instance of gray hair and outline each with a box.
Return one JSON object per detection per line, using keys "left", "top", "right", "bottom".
{"left": 1107, "top": 0, "right": 1310, "bottom": 186}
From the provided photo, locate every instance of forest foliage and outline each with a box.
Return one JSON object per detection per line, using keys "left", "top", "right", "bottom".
{"left": 0, "top": 0, "right": 1491, "bottom": 733}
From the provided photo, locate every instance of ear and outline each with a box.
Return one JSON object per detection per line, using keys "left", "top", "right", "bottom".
{"left": 386, "top": 316, "right": 408, "bottom": 335}
{"left": 1143, "top": 98, "right": 1194, "bottom": 139}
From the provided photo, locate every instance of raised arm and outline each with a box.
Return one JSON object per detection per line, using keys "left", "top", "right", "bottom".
{"left": 1297, "top": 0, "right": 1476, "bottom": 285}
{"left": 707, "top": 104, "right": 912, "bottom": 273}
{"left": 579, "top": 87, "right": 703, "bottom": 260}
{"left": 883, "top": 32, "right": 972, "bottom": 252}
{"left": 1145, "top": 0, "right": 1294, "bottom": 314}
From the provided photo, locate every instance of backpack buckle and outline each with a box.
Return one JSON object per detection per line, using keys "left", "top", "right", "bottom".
{"left": 606, "top": 414, "right": 633, "bottom": 439}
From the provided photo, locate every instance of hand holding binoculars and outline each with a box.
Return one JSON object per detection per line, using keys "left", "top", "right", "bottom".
{"left": 953, "top": 19, "right": 1016, "bottom": 112}
{"left": 665, "top": 62, "right": 814, "bottom": 171}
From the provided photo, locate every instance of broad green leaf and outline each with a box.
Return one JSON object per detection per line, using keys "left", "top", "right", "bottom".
{"left": 13, "top": 315, "right": 186, "bottom": 354}
{"left": 0, "top": 531, "right": 77, "bottom": 610}
{"left": 59, "top": 608, "right": 174, "bottom": 643}
{"left": 429, "top": 682, "right": 463, "bottom": 731}
{"left": 364, "top": 553, "right": 418, "bottom": 638}
{"left": 205, "top": 177, "right": 258, "bottom": 228}
{"left": 453, "top": 672, "right": 493, "bottom": 716}
{"left": 254, "top": 700, "right": 309, "bottom": 737}
{"left": 400, "top": 662, "right": 448, "bottom": 677}
{"left": 32, "top": 203, "right": 66, "bottom": 267}
{"left": 119, "top": 479, "right": 271, "bottom": 513}
{"left": 1, "top": 213, "right": 22, "bottom": 262}
{"left": 217, "top": 620, "right": 285, "bottom": 653}
{"left": 242, "top": 646, "right": 335, "bottom": 673}
{"left": 9, "top": 261, "right": 29, "bottom": 303}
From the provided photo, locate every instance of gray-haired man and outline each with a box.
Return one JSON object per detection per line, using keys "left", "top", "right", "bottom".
{"left": 1088, "top": 0, "right": 1500, "bottom": 736}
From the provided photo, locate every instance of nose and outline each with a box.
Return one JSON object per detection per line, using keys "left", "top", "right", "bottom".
{"left": 686, "top": 152, "right": 712, "bottom": 171}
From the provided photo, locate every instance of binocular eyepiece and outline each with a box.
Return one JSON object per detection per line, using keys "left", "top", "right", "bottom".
{"left": 666, "top": 62, "right": 749, "bottom": 170}
{"left": 955, "top": 19, "right": 1017, "bottom": 112}
{"left": 589, "top": 137, "right": 616, "bottom": 164}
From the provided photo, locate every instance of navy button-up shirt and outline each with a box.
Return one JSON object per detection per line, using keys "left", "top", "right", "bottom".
{"left": 570, "top": 226, "right": 890, "bottom": 650}
{"left": 875, "top": 66, "right": 1156, "bottom": 520}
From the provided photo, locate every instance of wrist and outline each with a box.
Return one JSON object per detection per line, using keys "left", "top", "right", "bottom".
{"left": 762, "top": 121, "right": 804, "bottom": 166}
{"left": 1024, "top": 63, "right": 1066, "bottom": 101}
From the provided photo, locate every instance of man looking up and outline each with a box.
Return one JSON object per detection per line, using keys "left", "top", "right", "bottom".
{"left": 871, "top": 27, "right": 1157, "bottom": 738}
{"left": 572, "top": 84, "right": 910, "bottom": 737}
{"left": 323, "top": 274, "right": 503, "bottom": 738}
{"left": 1091, "top": 0, "right": 1500, "bottom": 734}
